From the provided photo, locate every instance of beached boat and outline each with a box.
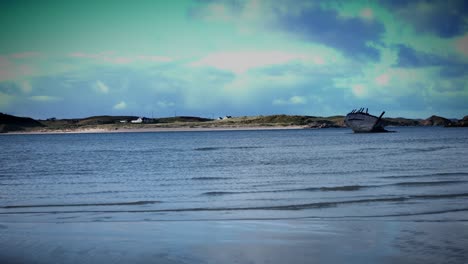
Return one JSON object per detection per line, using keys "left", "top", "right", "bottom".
{"left": 344, "top": 108, "right": 387, "bottom": 133}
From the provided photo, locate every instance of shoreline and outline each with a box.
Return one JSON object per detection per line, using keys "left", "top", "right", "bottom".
{"left": 1, "top": 125, "right": 308, "bottom": 135}
{"left": 1, "top": 219, "right": 466, "bottom": 264}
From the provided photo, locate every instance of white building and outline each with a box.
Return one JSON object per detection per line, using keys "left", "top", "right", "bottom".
{"left": 131, "top": 117, "right": 143, "bottom": 124}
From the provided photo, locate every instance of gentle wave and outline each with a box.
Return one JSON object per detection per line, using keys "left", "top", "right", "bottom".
{"left": 67, "top": 190, "right": 141, "bottom": 196}
{"left": 403, "top": 146, "right": 452, "bottom": 153}
{"left": 201, "top": 180, "right": 466, "bottom": 196}
{"left": 316, "top": 185, "right": 364, "bottom": 191}
{"left": 391, "top": 180, "right": 464, "bottom": 186}
{"left": 363, "top": 207, "right": 468, "bottom": 218}
{"left": 203, "top": 191, "right": 240, "bottom": 196}
{"left": 381, "top": 172, "right": 468, "bottom": 179}
{"left": 191, "top": 177, "right": 232, "bottom": 181}
{"left": 93, "top": 149, "right": 183, "bottom": 154}
{"left": 202, "top": 185, "right": 366, "bottom": 196}
{"left": 3, "top": 193, "right": 468, "bottom": 214}
{"left": 194, "top": 146, "right": 262, "bottom": 151}
{"left": 1, "top": 201, "right": 161, "bottom": 209}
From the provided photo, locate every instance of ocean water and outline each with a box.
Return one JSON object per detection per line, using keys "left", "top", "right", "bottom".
{"left": 1, "top": 127, "right": 468, "bottom": 263}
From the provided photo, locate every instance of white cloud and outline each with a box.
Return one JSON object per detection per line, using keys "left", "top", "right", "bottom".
{"left": 273, "top": 96, "right": 307, "bottom": 105}
{"left": 94, "top": 80, "right": 109, "bottom": 94}
{"left": 113, "top": 101, "right": 127, "bottom": 110}
{"left": 290, "top": 95, "right": 307, "bottom": 104}
{"left": 29, "top": 95, "right": 62, "bottom": 102}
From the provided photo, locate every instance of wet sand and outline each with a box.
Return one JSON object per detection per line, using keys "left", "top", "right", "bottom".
{"left": 1, "top": 219, "right": 467, "bottom": 264}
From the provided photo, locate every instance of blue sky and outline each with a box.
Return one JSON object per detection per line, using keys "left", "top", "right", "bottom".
{"left": 0, "top": 0, "right": 467, "bottom": 119}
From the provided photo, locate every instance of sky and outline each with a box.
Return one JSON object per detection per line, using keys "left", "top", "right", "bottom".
{"left": 0, "top": 0, "right": 467, "bottom": 119}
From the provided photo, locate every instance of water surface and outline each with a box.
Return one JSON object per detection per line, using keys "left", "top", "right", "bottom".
{"left": 1, "top": 127, "right": 467, "bottom": 263}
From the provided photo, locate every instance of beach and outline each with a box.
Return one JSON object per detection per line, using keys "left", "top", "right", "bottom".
{"left": 2, "top": 219, "right": 467, "bottom": 264}
{"left": 2, "top": 125, "right": 306, "bottom": 135}
{"left": 1, "top": 127, "right": 468, "bottom": 263}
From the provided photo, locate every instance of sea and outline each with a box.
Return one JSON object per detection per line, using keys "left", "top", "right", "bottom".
{"left": 1, "top": 127, "right": 468, "bottom": 263}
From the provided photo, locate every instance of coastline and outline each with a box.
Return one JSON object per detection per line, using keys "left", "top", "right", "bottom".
{"left": 2, "top": 113, "right": 467, "bottom": 135}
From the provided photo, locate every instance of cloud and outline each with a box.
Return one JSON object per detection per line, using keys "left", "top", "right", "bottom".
{"left": 189, "top": 0, "right": 266, "bottom": 34}
{"left": 394, "top": 44, "right": 467, "bottom": 78}
{"left": 69, "top": 52, "right": 173, "bottom": 65}
{"left": 191, "top": 50, "right": 330, "bottom": 74}
{"left": 382, "top": 0, "right": 468, "bottom": 38}
{"left": 273, "top": 96, "right": 307, "bottom": 105}
{"left": 113, "top": 101, "right": 127, "bottom": 110}
{"left": 272, "top": 5, "right": 384, "bottom": 60}
{"left": 4, "top": 54, "right": 466, "bottom": 119}
{"left": 189, "top": 0, "right": 381, "bottom": 55}
{"left": 396, "top": 44, "right": 452, "bottom": 67}
{"left": 94, "top": 80, "right": 109, "bottom": 94}
{"left": 439, "top": 65, "right": 467, "bottom": 78}
{"left": 29, "top": 95, "right": 62, "bottom": 102}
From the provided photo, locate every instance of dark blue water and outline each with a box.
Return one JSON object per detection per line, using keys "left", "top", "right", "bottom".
{"left": 1, "top": 127, "right": 468, "bottom": 263}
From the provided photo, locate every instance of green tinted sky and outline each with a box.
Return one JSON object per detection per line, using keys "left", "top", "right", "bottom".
{"left": 1, "top": 0, "right": 467, "bottom": 118}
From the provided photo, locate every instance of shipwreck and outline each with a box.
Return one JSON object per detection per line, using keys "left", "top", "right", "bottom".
{"left": 344, "top": 108, "right": 387, "bottom": 133}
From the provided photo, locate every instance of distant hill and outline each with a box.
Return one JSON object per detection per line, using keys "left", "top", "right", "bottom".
{"left": 421, "top": 115, "right": 452, "bottom": 126}
{"left": 445, "top": 116, "right": 468, "bottom": 127}
{"left": 242, "top": 115, "right": 318, "bottom": 125}
{"left": 459, "top": 116, "right": 468, "bottom": 127}
{"left": 0, "top": 113, "right": 44, "bottom": 133}
{"left": 461, "top": 116, "right": 468, "bottom": 126}
{"left": 156, "top": 116, "right": 212, "bottom": 123}
{"left": 77, "top": 116, "right": 139, "bottom": 126}
{"left": 223, "top": 115, "right": 345, "bottom": 127}
{"left": 383, "top": 117, "right": 422, "bottom": 126}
